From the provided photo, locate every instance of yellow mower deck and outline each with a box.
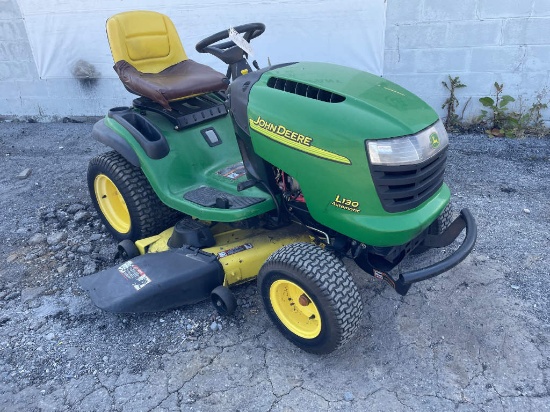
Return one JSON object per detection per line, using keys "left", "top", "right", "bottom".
{"left": 135, "top": 223, "right": 313, "bottom": 286}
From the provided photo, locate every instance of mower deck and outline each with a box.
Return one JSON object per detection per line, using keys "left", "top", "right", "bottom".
{"left": 136, "top": 222, "right": 313, "bottom": 286}
{"left": 78, "top": 222, "right": 313, "bottom": 313}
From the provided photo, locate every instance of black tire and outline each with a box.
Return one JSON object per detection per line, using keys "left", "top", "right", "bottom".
{"left": 87, "top": 151, "right": 181, "bottom": 241}
{"left": 258, "top": 242, "right": 363, "bottom": 354}
{"left": 412, "top": 203, "right": 454, "bottom": 255}
{"left": 431, "top": 202, "right": 454, "bottom": 234}
{"left": 118, "top": 239, "right": 140, "bottom": 259}
{"left": 211, "top": 286, "right": 237, "bottom": 316}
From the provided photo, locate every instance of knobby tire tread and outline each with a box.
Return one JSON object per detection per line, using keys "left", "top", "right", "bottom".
{"left": 88, "top": 151, "right": 181, "bottom": 240}
{"left": 260, "top": 242, "right": 363, "bottom": 353}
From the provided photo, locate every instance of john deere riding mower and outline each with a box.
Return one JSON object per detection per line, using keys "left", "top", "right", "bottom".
{"left": 79, "top": 11, "right": 477, "bottom": 354}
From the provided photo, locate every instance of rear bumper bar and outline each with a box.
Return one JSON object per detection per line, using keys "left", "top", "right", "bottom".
{"left": 394, "top": 208, "right": 477, "bottom": 295}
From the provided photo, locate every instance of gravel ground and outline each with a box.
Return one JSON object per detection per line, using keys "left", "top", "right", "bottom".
{"left": 0, "top": 121, "right": 549, "bottom": 411}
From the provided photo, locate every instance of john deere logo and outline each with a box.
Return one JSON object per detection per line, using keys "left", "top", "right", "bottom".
{"left": 429, "top": 132, "right": 440, "bottom": 148}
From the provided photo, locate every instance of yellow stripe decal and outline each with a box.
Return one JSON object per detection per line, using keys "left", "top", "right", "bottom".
{"left": 249, "top": 119, "right": 351, "bottom": 165}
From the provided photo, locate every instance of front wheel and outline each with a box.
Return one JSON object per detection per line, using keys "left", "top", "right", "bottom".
{"left": 88, "top": 151, "right": 181, "bottom": 241}
{"left": 412, "top": 202, "right": 454, "bottom": 255}
{"left": 258, "top": 243, "right": 363, "bottom": 354}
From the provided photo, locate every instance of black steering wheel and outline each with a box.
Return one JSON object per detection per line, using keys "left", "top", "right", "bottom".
{"left": 195, "top": 23, "right": 265, "bottom": 65}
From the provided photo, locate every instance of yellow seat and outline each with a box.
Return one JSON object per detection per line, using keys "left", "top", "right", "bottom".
{"left": 106, "top": 11, "right": 228, "bottom": 109}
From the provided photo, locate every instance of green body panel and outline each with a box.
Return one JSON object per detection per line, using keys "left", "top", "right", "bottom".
{"left": 246, "top": 62, "right": 446, "bottom": 246}
{"left": 103, "top": 62, "right": 450, "bottom": 247}
{"left": 103, "top": 110, "right": 275, "bottom": 222}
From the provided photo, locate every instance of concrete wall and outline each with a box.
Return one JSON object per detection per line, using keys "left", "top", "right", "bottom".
{"left": 1, "top": 0, "right": 386, "bottom": 120}
{"left": 2, "top": 0, "right": 550, "bottom": 122}
{"left": 384, "top": 0, "right": 550, "bottom": 122}
{"left": 0, "top": 0, "right": 128, "bottom": 119}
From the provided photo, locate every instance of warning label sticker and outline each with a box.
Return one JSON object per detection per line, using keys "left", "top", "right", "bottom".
{"left": 217, "top": 162, "right": 246, "bottom": 181}
{"left": 217, "top": 243, "right": 253, "bottom": 258}
{"left": 118, "top": 260, "right": 152, "bottom": 291}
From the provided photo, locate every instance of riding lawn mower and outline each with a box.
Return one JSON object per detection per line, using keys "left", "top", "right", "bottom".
{"left": 78, "top": 11, "right": 477, "bottom": 354}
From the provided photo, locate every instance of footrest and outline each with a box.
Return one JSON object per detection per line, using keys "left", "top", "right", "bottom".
{"left": 184, "top": 186, "right": 266, "bottom": 209}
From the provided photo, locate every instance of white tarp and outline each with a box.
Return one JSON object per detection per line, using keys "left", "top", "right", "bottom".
{"left": 17, "top": 0, "right": 387, "bottom": 80}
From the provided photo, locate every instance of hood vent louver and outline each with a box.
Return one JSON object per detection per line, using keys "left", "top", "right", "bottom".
{"left": 267, "top": 77, "right": 345, "bottom": 103}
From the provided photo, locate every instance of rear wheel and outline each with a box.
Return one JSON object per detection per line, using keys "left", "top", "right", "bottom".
{"left": 88, "top": 151, "right": 181, "bottom": 241}
{"left": 258, "top": 242, "right": 363, "bottom": 354}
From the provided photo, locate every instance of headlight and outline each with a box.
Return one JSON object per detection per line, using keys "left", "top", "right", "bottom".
{"left": 367, "top": 120, "right": 449, "bottom": 166}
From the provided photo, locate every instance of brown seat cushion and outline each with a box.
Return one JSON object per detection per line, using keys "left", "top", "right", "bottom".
{"left": 114, "top": 59, "right": 229, "bottom": 110}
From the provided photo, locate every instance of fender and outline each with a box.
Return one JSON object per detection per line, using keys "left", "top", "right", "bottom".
{"left": 92, "top": 118, "right": 141, "bottom": 167}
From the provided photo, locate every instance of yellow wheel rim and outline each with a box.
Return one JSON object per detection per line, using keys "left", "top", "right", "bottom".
{"left": 269, "top": 279, "right": 321, "bottom": 339}
{"left": 94, "top": 174, "right": 131, "bottom": 234}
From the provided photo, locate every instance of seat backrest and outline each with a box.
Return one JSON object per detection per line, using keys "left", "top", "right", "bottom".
{"left": 106, "top": 10, "right": 187, "bottom": 74}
